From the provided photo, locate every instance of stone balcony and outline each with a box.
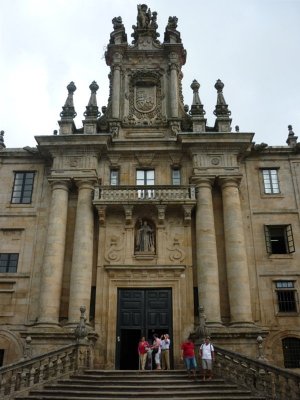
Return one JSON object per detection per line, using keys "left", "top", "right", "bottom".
{"left": 93, "top": 185, "right": 196, "bottom": 205}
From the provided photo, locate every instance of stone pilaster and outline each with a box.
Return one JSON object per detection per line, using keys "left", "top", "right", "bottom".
{"left": 195, "top": 178, "right": 222, "bottom": 325}
{"left": 112, "top": 65, "right": 121, "bottom": 119}
{"left": 219, "top": 176, "right": 253, "bottom": 325}
{"left": 170, "top": 64, "right": 178, "bottom": 118}
{"left": 38, "top": 180, "right": 70, "bottom": 325}
{"left": 68, "top": 180, "right": 95, "bottom": 324}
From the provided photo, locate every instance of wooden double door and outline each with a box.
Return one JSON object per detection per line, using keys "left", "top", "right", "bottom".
{"left": 116, "top": 288, "right": 172, "bottom": 369}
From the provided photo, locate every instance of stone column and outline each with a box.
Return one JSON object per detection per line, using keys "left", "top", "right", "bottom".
{"left": 219, "top": 177, "right": 253, "bottom": 325}
{"left": 68, "top": 180, "right": 95, "bottom": 324}
{"left": 170, "top": 64, "right": 178, "bottom": 118}
{"left": 38, "top": 180, "right": 70, "bottom": 325}
{"left": 195, "top": 178, "right": 222, "bottom": 325}
{"left": 112, "top": 65, "right": 121, "bottom": 119}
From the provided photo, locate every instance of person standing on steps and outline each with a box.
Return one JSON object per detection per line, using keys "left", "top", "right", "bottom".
{"left": 138, "top": 336, "right": 149, "bottom": 370}
{"left": 161, "top": 333, "right": 171, "bottom": 370}
{"left": 199, "top": 336, "right": 215, "bottom": 380}
{"left": 151, "top": 333, "right": 162, "bottom": 370}
{"left": 180, "top": 336, "right": 197, "bottom": 380}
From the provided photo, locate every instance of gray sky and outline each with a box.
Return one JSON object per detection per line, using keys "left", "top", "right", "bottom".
{"left": 1, "top": 0, "right": 300, "bottom": 148}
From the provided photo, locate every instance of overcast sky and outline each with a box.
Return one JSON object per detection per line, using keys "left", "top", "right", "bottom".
{"left": 1, "top": 0, "right": 300, "bottom": 148}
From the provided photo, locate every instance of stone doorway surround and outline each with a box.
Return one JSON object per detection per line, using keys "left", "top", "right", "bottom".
{"left": 94, "top": 264, "right": 194, "bottom": 369}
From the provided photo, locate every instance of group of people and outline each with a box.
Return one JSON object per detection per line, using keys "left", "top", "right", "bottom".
{"left": 138, "top": 333, "right": 215, "bottom": 380}
{"left": 181, "top": 336, "right": 215, "bottom": 381}
{"left": 138, "top": 333, "right": 171, "bottom": 370}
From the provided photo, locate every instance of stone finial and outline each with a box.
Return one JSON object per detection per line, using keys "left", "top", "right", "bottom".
{"left": 164, "top": 16, "right": 181, "bottom": 43}
{"left": 110, "top": 16, "right": 127, "bottom": 45}
{"left": 0, "top": 130, "right": 6, "bottom": 149}
{"left": 74, "top": 306, "right": 89, "bottom": 342}
{"left": 84, "top": 81, "right": 100, "bottom": 119}
{"left": 213, "top": 79, "right": 231, "bottom": 117}
{"left": 190, "top": 80, "right": 206, "bottom": 116}
{"left": 213, "top": 79, "right": 232, "bottom": 132}
{"left": 60, "top": 82, "right": 77, "bottom": 119}
{"left": 235, "top": 125, "right": 239, "bottom": 132}
{"left": 286, "top": 124, "right": 298, "bottom": 147}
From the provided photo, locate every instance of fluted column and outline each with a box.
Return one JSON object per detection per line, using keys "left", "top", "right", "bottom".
{"left": 195, "top": 178, "right": 222, "bottom": 325}
{"left": 68, "top": 180, "right": 95, "bottom": 324}
{"left": 219, "top": 177, "right": 253, "bottom": 325}
{"left": 38, "top": 180, "right": 70, "bottom": 325}
{"left": 170, "top": 64, "right": 178, "bottom": 118}
{"left": 112, "top": 65, "right": 121, "bottom": 119}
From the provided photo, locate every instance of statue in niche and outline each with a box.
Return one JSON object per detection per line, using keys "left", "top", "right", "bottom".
{"left": 135, "top": 219, "right": 155, "bottom": 253}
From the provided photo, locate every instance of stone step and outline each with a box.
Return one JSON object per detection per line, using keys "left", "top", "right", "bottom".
{"left": 15, "top": 369, "right": 266, "bottom": 400}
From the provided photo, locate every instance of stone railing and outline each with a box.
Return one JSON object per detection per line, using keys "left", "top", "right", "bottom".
{"left": 93, "top": 185, "right": 196, "bottom": 204}
{"left": 214, "top": 345, "right": 300, "bottom": 400}
{"left": 0, "top": 341, "right": 93, "bottom": 399}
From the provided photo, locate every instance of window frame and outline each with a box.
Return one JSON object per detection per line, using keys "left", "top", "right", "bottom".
{"left": 264, "top": 224, "right": 295, "bottom": 255}
{"left": 136, "top": 169, "right": 155, "bottom": 186}
{"left": 274, "top": 280, "right": 298, "bottom": 314}
{"left": 171, "top": 167, "right": 181, "bottom": 185}
{"left": 110, "top": 169, "right": 120, "bottom": 186}
{"left": 261, "top": 168, "right": 280, "bottom": 195}
{"left": 0, "top": 253, "right": 19, "bottom": 273}
{"left": 11, "top": 171, "right": 35, "bottom": 204}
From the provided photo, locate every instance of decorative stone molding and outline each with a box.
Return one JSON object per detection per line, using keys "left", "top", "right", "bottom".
{"left": 182, "top": 205, "right": 193, "bottom": 225}
{"left": 156, "top": 205, "right": 166, "bottom": 224}
{"left": 167, "top": 235, "right": 185, "bottom": 263}
{"left": 96, "top": 205, "right": 106, "bottom": 226}
{"left": 123, "top": 205, "right": 133, "bottom": 225}
{"left": 105, "top": 235, "right": 124, "bottom": 263}
{"left": 104, "top": 264, "right": 185, "bottom": 280}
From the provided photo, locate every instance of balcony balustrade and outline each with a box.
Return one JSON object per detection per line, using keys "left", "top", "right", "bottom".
{"left": 93, "top": 185, "right": 196, "bottom": 205}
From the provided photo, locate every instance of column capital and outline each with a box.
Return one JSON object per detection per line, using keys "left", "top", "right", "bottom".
{"left": 74, "top": 178, "right": 97, "bottom": 191}
{"left": 218, "top": 175, "right": 242, "bottom": 189}
{"left": 48, "top": 178, "right": 71, "bottom": 191}
{"left": 191, "top": 176, "right": 215, "bottom": 188}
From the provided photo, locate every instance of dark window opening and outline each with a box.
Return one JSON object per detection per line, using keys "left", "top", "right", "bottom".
{"left": 0, "top": 350, "right": 4, "bottom": 367}
{"left": 264, "top": 225, "right": 295, "bottom": 254}
{"left": 90, "top": 286, "right": 96, "bottom": 321}
{"left": 11, "top": 171, "right": 35, "bottom": 204}
{"left": 0, "top": 253, "right": 19, "bottom": 273}
{"left": 193, "top": 287, "right": 199, "bottom": 317}
{"left": 275, "top": 281, "right": 297, "bottom": 313}
{"left": 282, "top": 338, "right": 300, "bottom": 368}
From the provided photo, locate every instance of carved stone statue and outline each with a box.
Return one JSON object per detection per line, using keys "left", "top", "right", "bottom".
{"left": 135, "top": 220, "right": 155, "bottom": 252}
{"left": 137, "top": 4, "right": 151, "bottom": 29}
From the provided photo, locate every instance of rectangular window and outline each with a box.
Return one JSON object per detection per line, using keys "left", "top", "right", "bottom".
{"left": 172, "top": 168, "right": 181, "bottom": 185}
{"left": 110, "top": 169, "right": 119, "bottom": 186}
{"left": 275, "top": 281, "right": 297, "bottom": 312}
{"left": 264, "top": 224, "right": 295, "bottom": 254}
{"left": 136, "top": 169, "right": 155, "bottom": 199}
{"left": 11, "top": 171, "right": 35, "bottom": 204}
{"left": 0, "top": 253, "right": 19, "bottom": 273}
{"left": 262, "top": 169, "right": 280, "bottom": 194}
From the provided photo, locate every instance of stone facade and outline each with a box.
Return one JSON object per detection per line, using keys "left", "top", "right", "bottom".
{"left": 0, "top": 5, "right": 299, "bottom": 370}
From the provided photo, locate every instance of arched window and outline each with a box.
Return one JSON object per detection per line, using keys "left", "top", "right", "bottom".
{"left": 282, "top": 337, "right": 300, "bottom": 368}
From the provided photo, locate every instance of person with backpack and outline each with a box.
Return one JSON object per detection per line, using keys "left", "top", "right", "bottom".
{"left": 199, "top": 336, "right": 215, "bottom": 380}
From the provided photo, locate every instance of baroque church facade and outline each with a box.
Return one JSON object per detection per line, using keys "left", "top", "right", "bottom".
{"left": 0, "top": 4, "right": 300, "bottom": 370}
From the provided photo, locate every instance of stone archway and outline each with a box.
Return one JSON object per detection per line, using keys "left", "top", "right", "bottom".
{"left": 0, "top": 328, "right": 24, "bottom": 366}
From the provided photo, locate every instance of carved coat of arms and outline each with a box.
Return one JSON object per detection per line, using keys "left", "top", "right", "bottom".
{"left": 134, "top": 85, "right": 156, "bottom": 113}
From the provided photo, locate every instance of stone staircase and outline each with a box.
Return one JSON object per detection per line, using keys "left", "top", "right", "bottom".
{"left": 16, "top": 369, "right": 266, "bottom": 400}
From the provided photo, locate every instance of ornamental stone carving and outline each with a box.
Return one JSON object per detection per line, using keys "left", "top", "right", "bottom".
{"left": 105, "top": 235, "right": 124, "bottom": 263}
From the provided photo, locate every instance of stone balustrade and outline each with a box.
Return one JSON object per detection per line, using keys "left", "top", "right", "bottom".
{"left": 214, "top": 345, "right": 300, "bottom": 399}
{"left": 0, "top": 342, "right": 92, "bottom": 399}
{"left": 93, "top": 185, "right": 196, "bottom": 204}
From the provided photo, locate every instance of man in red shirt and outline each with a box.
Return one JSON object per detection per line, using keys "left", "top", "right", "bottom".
{"left": 180, "top": 336, "right": 197, "bottom": 379}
